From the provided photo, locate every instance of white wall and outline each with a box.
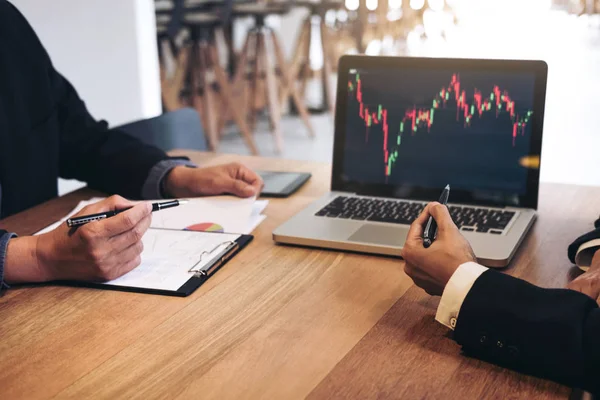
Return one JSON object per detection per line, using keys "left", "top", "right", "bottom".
{"left": 11, "top": 0, "right": 162, "bottom": 194}
{"left": 11, "top": 0, "right": 161, "bottom": 126}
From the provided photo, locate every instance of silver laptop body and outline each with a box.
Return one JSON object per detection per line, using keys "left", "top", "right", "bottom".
{"left": 274, "top": 56, "right": 548, "bottom": 268}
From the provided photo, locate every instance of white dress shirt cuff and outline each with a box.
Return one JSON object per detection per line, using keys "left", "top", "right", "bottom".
{"left": 575, "top": 239, "right": 600, "bottom": 271}
{"left": 435, "top": 261, "right": 488, "bottom": 330}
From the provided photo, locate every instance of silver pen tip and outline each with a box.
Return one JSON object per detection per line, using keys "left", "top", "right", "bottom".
{"left": 444, "top": 184, "right": 450, "bottom": 190}
{"left": 178, "top": 199, "right": 190, "bottom": 205}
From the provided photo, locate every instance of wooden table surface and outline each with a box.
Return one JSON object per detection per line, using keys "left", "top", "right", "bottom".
{"left": 1, "top": 151, "right": 595, "bottom": 399}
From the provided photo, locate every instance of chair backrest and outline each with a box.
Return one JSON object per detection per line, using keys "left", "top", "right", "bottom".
{"left": 115, "top": 108, "right": 207, "bottom": 152}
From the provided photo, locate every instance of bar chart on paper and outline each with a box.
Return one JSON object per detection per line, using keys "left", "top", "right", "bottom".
{"left": 343, "top": 68, "right": 536, "bottom": 193}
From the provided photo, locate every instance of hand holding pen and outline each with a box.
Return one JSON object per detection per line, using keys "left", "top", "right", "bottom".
{"left": 16, "top": 196, "right": 190, "bottom": 285}
{"left": 423, "top": 184, "right": 450, "bottom": 248}
{"left": 31, "top": 196, "right": 154, "bottom": 283}
{"left": 401, "top": 194, "right": 478, "bottom": 296}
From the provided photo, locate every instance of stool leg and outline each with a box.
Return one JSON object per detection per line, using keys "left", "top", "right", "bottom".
{"left": 212, "top": 28, "right": 232, "bottom": 138}
{"left": 160, "top": 42, "right": 189, "bottom": 111}
{"left": 197, "top": 42, "right": 219, "bottom": 151}
{"left": 259, "top": 33, "right": 283, "bottom": 154}
{"left": 218, "top": 30, "right": 253, "bottom": 136}
{"left": 298, "top": 17, "right": 312, "bottom": 106}
{"left": 190, "top": 43, "right": 208, "bottom": 146}
{"left": 279, "top": 16, "right": 311, "bottom": 107}
{"left": 271, "top": 30, "right": 315, "bottom": 138}
{"left": 208, "top": 45, "right": 259, "bottom": 155}
{"left": 320, "top": 20, "right": 335, "bottom": 113}
{"left": 247, "top": 30, "right": 262, "bottom": 132}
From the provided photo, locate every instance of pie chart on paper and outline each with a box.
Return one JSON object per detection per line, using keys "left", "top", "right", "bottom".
{"left": 185, "top": 222, "right": 225, "bottom": 233}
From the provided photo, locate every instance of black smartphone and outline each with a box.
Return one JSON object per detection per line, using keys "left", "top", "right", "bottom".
{"left": 257, "top": 171, "right": 311, "bottom": 198}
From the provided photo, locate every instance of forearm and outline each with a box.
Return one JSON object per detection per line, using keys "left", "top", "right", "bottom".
{"left": 3, "top": 235, "right": 48, "bottom": 284}
{"left": 60, "top": 125, "right": 170, "bottom": 198}
{"left": 141, "top": 160, "right": 197, "bottom": 199}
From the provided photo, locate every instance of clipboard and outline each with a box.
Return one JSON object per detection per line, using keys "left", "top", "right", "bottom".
{"left": 63, "top": 229, "right": 253, "bottom": 297}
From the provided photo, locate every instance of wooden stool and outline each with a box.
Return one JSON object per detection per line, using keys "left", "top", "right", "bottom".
{"left": 154, "top": 0, "right": 259, "bottom": 154}
{"left": 184, "top": 11, "right": 259, "bottom": 155}
{"left": 287, "top": 0, "right": 344, "bottom": 114}
{"left": 224, "top": 2, "right": 315, "bottom": 154}
{"left": 155, "top": 0, "right": 191, "bottom": 112}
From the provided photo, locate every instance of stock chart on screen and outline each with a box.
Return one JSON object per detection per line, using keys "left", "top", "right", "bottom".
{"left": 342, "top": 68, "right": 536, "bottom": 195}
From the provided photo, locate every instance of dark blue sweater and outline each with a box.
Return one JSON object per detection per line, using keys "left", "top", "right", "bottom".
{"left": 0, "top": 0, "right": 170, "bottom": 219}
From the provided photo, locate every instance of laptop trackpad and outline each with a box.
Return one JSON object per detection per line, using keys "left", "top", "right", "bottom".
{"left": 347, "top": 224, "right": 409, "bottom": 247}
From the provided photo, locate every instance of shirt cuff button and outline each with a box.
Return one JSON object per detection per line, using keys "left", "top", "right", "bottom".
{"left": 450, "top": 317, "right": 457, "bottom": 328}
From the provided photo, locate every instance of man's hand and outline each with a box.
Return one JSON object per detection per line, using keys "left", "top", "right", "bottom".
{"left": 567, "top": 249, "right": 600, "bottom": 303}
{"left": 401, "top": 202, "right": 477, "bottom": 296}
{"left": 5, "top": 196, "right": 152, "bottom": 283}
{"left": 163, "top": 163, "right": 264, "bottom": 198}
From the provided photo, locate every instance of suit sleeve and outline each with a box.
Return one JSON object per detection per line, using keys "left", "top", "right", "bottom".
{"left": 454, "top": 270, "right": 600, "bottom": 394}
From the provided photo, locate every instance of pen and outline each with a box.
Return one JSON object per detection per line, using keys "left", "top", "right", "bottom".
{"left": 66, "top": 199, "right": 189, "bottom": 227}
{"left": 423, "top": 184, "right": 450, "bottom": 248}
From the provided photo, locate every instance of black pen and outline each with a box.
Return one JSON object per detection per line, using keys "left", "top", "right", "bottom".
{"left": 423, "top": 184, "right": 450, "bottom": 248}
{"left": 66, "top": 199, "right": 189, "bottom": 227}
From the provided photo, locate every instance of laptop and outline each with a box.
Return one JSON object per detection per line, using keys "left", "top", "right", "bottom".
{"left": 273, "top": 56, "right": 547, "bottom": 267}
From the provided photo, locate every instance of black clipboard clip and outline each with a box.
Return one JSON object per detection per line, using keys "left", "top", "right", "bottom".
{"left": 188, "top": 241, "right": 238, "bottom": 277}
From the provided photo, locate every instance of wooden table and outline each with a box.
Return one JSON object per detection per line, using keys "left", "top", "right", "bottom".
{"left": 0, "top": 151, "right": 596, "bottom": 399}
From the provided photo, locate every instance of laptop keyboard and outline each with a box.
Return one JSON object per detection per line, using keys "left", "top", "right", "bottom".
{"left": 315, "top": 196, "right": 516, "bottom": 234}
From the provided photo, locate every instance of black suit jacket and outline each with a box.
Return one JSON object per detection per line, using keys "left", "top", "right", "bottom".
{"left": 454, "top": 270, "right": 600, "bottom": 393}
{"left": 0, "top": 1, "right": 170, "bottom": 218}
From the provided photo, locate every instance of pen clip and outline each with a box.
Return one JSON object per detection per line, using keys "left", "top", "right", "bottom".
{"left": 188, "top": 241, "right": 236, "bottom": 276}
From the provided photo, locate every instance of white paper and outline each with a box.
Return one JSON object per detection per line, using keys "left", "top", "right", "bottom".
{"left": 252, "top": 200, "right": 269, "bottom": 216}
{"left": 36, "top": 196, "right": 269, "bottom": 236}
{"left": 150, "top": 196, "right": 256, "bottom": 234}
{"left": 106, "top": 229, "right": 241, "bottom": 291}
{"left": 246, "top": 199, "right": 269, "bottom": 232}
{"left": 247, "top": 214, "right": 267, "bottom": 233}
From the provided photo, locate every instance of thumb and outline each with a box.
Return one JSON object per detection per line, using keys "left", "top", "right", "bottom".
{"left": 590, "top": 250, "right": 600, "bottom": 272}
{"left": 227, "top": 178, "right": 257, "bottom": 197}
{"left": 406, "top": 202, "right": 433, "bottom": 242}
{"left": 428, "top": 202, "right": 456, "bottom": 235}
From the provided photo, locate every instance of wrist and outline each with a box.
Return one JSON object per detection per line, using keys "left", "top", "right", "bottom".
{"left": 163, "top": 166, "right": 193, "bottom": 198}
{"left": 4, "top": 235, "right": 50, "bottom": 283}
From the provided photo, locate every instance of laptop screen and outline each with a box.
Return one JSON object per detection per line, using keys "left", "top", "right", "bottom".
{"left": 333, "top": 57, "right": 547, "bottom": 209}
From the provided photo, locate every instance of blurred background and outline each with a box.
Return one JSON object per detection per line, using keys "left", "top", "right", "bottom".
{"left": 10, "top": 0, "right": 600, "bottom": 193}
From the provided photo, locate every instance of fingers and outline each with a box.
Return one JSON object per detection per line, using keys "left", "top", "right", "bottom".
{"left": 96, "top": 202, "right": 152, "bottom": 237}
{"left": 108, "top": 213, "right": 152, "bottom": 249}
{"left": 567, "top": 276, "right": 600, "bottom": 300}
{"left": 427, "top": 202, "right": 456, "bottom": 234}
{"left": 405, "top": 202, "right": 436, "bottom": 243}
{"left": 233, "top": 163, "right": 264, "bottom": 196}
{"left": 114, "top": 240, "right": 144, "bottom": 267}
{"left": 232, "top": 179, "right": 257, "bottom": 197}
{"left": 590, "top": 249, "right": 600, "bottom": 272}
{"left": 94, "top": 237, "right": 145, "bottom": 281}
{"left": 99, "top": 249, "right": 143, "bottom": 281}
{"left": 74, "top": 195, "right": 135, "bottom": 217}
{"left": 401, "top": 203, "right": 432, "bottom": 259}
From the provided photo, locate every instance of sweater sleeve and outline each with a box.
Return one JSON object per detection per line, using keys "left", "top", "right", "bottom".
{"left": 6, "top": 1, "right": 172, "bottom": 199}
{"left": 0, "top": 230, "right": 17, "bottom": 293}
